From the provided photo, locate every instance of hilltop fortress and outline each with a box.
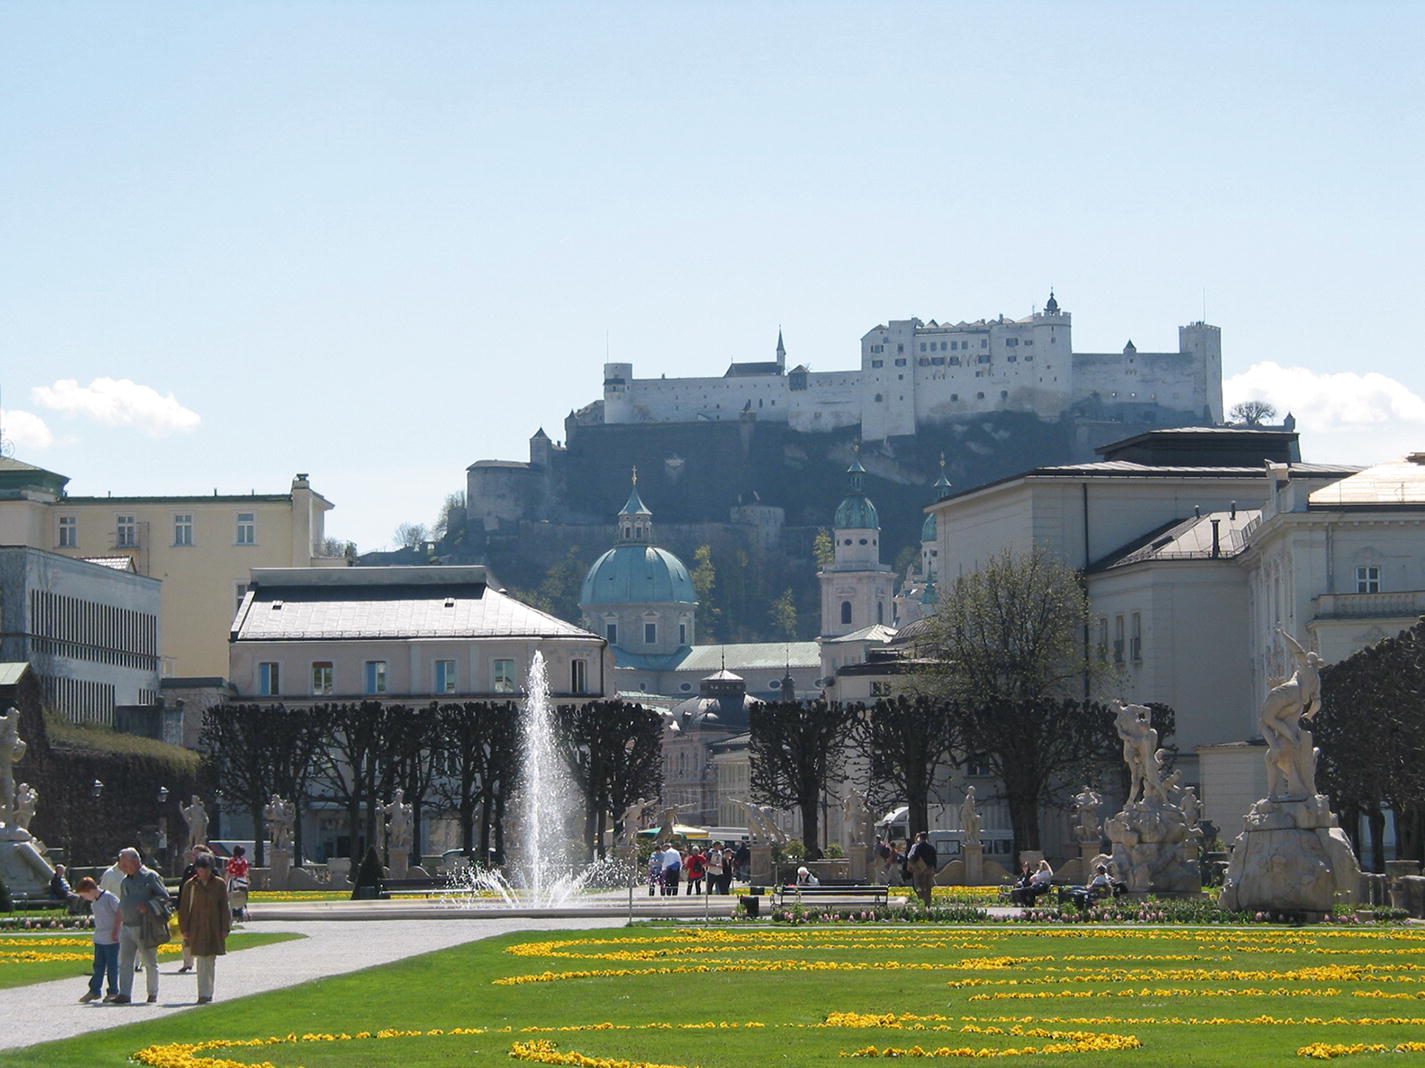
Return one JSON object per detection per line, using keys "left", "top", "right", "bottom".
{"left": 463, "top": 295, "right": 1226, "bottom": 631}
{"left": 601, "top": 293, "right": 1222, "bottom": 437}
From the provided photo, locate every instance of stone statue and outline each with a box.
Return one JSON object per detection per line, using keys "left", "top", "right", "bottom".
{"left": 656, "top": 802, "right": 688, "bottom": 843}
{"left": 12, "top": 782, "right": 37, "bottom": 830}
{"left": 617, "top": 797, "right": 655, "bottom": 853}
{"left": 1260, "top": 629, "right": 1323, "bottom": 800}
{"left": 729, "top": 797, "right": 787, "bottom": 845}
{"left": 179, "top": 795, "right": 208, "bottom": 851}
{"left": 1072, "top": 785, "right": 1102, "bottom": 842}
{"left": 841, "top": 787, "right": 870, "bottom": 846}
{"left": 264, "top": 794, "right": 296, "bottom": 852}
{"left": 0, "top": 707, "right": 27, "bottom": 828}
{"left": 1180, "top": 786, "right": 1201, "bottom": 830}
{"left": 959, "top": 787, "right": 983, "bottom": 846}
{"left": 1112, "top": 700, "right": 1161, "bottom": 805}
{"left": 381, "top": 789, "right": 414, "bottom": 856}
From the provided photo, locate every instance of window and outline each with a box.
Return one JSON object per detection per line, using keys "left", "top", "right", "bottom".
{"left": 258, "top": 662, "right": 280, "bottom": 696}
{"left": 870, "top": 681, "right": 893, "bottom": 697}
{"left": 1097, "top": 617, "right": 1109, "bottom": 658}
{"left": 493, "top": 659, "right": 516, "bottom": 693}
{"left": 840, "top": 601, "right": 852, "bottom": 625}
{"left": 1131, "top": 612, "right": 1142, "bottom": 662}
{"left": 894, "top": 357, "right": 906, "bottom": 366}
{"left": 311, "top": 662, "right": 334, "bottom": 695}
{"left": 435, "top": 659, "right": 457, "bottom": 694}
{"left": 967, "top": 754, "right": 992, "bottom": 777}
{"left": 605, "top": 622, "right": 618, "bottom": 644}
{"left": 235, "top": 583, "right": 249, "bottom": 613}
{"left": 236, "top": 512, "right": 256, "bottom": 545}
{"left": 644, "top": 622, "right": 657, "bottom": 645}
{"left": 870, "top": 359, "right": 883, "bottom": 368}
{"left": 364, "top": 660, "right": 387, "bottom": 695}
{"left": 1356, "top": 566, "right": 1381, "bottom": 594}
{"left": 571, "top": 659, "right": 588, "bottom": 695}
{"left": 678, "top": 622, "right": 687, "bottom": 645}
{"left": 1114, "top": 616, "right": 1125, "bottom": 663}
{"left": 116, "top": 515, "right": 137, "bottom": 548}
{"left": 58, "top": 515, "right": 77, "bottom": 548}
{"left": 174, "top": 513, "right": 193, "bottom": 546}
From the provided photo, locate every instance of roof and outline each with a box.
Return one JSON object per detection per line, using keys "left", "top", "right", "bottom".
{"left": 821, "top": 623, "right": 897, "bottom": 646}
{"left": 835, "top": 493, "right": 880, "bottom": 530}
{"left": 580, "top": 545, "right": 696, "bottom": 606}
{"left": 1095, "top": 426, "right": 1300, "bottom": 465}
{"left": 614, "top": 642, "right": 820, "bottom": 674}
{"left": 0, "top": 662, "right": 31, "bottom": 686}
{"left": 83, "top": 556, "right": 137, "bottom": 572}
{"left": 1091, "top": 508, "right": 1260, "bottom": 571}
{"left": 234, "top": 568, "right": 598, "bottom": 642}
{"left": 1308, "top": 455, "right": 1425, "bottom": 507}
{"left": 65, "top": 493, "right": 295, "bottom": 505}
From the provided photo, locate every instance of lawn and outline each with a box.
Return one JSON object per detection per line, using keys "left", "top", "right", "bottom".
{"left": 0, "top": 932, "right": 302, "bottom": 990}
{"left": 4, "top": 923, "right": 1425, "bottom": 1066}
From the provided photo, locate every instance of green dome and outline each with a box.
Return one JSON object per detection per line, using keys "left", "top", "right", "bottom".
{"left": 921, "top": 512, "right": 937, "bottom": 542}
{"left": 835, "top": 494, "right": 879, "bottom": 530}
{"left": 580, "top": 545, "right": 696, "bottom": 606}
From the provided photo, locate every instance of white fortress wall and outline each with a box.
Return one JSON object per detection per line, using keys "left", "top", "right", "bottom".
{"left": 604, "top": 365, "right": 793, "bottom": 424}
{"left": 786, "top": 371, "right": 861, "bottom": 431}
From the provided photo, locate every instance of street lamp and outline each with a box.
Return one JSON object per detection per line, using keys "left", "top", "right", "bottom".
{"left": 157, "top": 786, "right": 170, "bottom": 873}
{"left": 92, "top": 779, "right": 104, "bottom": 799}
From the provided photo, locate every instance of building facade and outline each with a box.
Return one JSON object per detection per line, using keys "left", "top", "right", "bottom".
{"left": 0, "top": 546, "right": 161, "bottom": 725}
{"left": 229, "top": 565, "right": 613, "bottom": 703}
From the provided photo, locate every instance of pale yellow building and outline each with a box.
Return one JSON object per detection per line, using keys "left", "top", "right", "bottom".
{"left": 0, "top": 459, "right": 341, "bottom": 679}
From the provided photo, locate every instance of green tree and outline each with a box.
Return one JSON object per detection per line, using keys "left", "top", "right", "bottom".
{"left": 915, "top": 548, "right": 1113, "bottom": 854}
{"left": 691, "top": 545, "right": 720, "bottom": 641}
{"left": 769, "top": 589, "right": 798, "bottom": 641}
{"left": 813, "top": 529, "right": 835, "bottom": 569}
{"left": 749, "top": 699, "right": 858, "bottom": 859}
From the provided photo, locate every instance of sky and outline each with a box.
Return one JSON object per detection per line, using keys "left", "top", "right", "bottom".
{"left": 4, "top": 2, "right": 1423, "bottom": 551}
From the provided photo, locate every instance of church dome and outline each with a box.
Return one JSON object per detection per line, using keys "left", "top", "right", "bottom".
{"left": 835, "top": 493, "right": 880, "bottom": 530}
{"left": 580, "top": 545, "right": 696, "bottom": 606}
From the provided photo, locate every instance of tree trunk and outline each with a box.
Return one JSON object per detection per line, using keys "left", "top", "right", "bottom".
{"left": 799, "top": 795, "right": 820, "bottom": 861}
{"left": 1342, "top": 803, "right": 1362, "bottom": 858}
{"left": 1367, "top": 804, "right": 1387, "bottom": 873}
{"left": 251, "top": 802, "right": 266, "bottom": 867}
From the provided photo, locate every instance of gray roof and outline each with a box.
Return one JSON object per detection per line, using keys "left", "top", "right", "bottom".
{"left": 234, "top": 568, "right": 598, "bottom": 642}
{"left": 1309, "top": 455, "right": 1425, "bottom": 506}
{"left": 1092, "top": 509, "right": 1260, "bottom": 571}
{"left": 613, "top": 641, "right": 819, "bottom": 674}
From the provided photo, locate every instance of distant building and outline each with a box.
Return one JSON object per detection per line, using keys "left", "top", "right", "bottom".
{"left": 601, "top": 294, "right": 1222, "bottom": 438}
{"left": 229, "top": 565, "right": 612, "bottom": 702}
{"left": 0, "top": 546, "right": 160, "bottom": 726}
{"left": 818, "top": 454, "right": 896, "bottom": 640}
{"left": 0, "top": 459, "right": 343, "bottom": 680}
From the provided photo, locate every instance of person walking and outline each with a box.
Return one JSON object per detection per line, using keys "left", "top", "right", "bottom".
{"left": 177, "top": 845, "right": 213, "bottom": 974}
{"left": 705, "top": 842, "right": 724, "bottom": 894}
{"left": 114, "top": 847, "right": 170, "bottom": 1004}
{"left": 74, "top": 877, "right": 121, "bottom": 1003}
{"left": 178, "top": 853, "right": 231, "bottom": 1004}
{"left": 660, "top": 842, "right": 682, "bottom": 896}
{"left": 224, "top": 844, "right": 251, "bottom": 921}
{"left": 733, "top": 838, "right": 751, "bottom": 884}
{"left": 907, "top": 831, "right": 938, "bottom": 908}
{"left": 684, "top": 845, "right": 706, "bottom": 895}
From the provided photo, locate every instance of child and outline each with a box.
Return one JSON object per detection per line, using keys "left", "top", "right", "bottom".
{"left": 74, "top": 876, "right": 121, "bottom": 1003}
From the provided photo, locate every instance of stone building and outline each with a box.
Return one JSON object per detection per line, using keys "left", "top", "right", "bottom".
{"left": 817, "top": 455, "right": 896, "bottom": 640}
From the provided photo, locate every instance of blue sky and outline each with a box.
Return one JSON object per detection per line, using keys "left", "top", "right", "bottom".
{"left": 4, "top": 3, "right": 1423, "bottom": 550}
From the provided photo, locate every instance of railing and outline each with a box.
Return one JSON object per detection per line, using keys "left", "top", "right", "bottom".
{"left": 1312, "top": 590, "right": 1425, "bottom": 619}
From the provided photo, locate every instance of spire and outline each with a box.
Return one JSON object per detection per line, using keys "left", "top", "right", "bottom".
{"left": 933, "top": 452, "right": 951, "bottom": 496}
{"left": 617, "top": 467, "right": 653, "bottom": 544}
{"left": 776, "top": 327, "right": 786, "bottom": 366}
{"left": 1044, "top": 288, "right": 1059, "bottom": 315}
{"left": 620, "top": 467, "right": 651, "bottom": 518}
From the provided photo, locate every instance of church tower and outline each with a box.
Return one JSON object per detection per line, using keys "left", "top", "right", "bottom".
{"left": 818, "top": 450, "right": 896, "bottom": 638}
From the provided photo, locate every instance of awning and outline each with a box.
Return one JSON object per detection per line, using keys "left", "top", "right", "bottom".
{"left": 876, "top": 806, "right": 908, "bottom": 826}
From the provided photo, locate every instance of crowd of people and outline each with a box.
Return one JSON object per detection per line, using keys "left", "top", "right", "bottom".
{"left": 647, "top": 839, "right": 750, "bottom": 896}
{"left": 68, "top": 844, "right": 236, "bottom": 1006}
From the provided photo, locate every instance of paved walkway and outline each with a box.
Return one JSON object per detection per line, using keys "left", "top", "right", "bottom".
{"left": 0, "top": 914, "right": 627, "bottom": 1052}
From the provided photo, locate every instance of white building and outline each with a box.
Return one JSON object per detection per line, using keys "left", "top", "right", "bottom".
{"left": 602, "top": 293, "right": 1222, "bottom": 439}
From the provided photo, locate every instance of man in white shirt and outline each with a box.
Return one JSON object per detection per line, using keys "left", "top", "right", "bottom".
{"left": 660, "top": 843, "right": 682, "bottom": 896}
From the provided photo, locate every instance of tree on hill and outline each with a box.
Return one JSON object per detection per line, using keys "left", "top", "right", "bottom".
{"left": 749, "top": 699, "right": 858, "bottom": 859}
{"left": 769, "top": 589, "right": 798, "bottom": 642}
{"left": 691, "top": 545, "right": 720, "bottom": 641}
{"left": 1229, "top": 399, "right": 1277, "bottom": 427}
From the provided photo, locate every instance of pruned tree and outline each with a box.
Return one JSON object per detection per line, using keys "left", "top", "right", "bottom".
{"left": 749, "top": 699, "right": 858, "bottom": 859}
{"left": 310, "top": 701, "right": 410, "bottom": 865}
{"left": 1318, "top": 620, "right": 1425, "bottom": 868}
{"left": 1229, "top": 399, "right": 1277, "bottom": 427}
{"left": 431, "top": 701, "right": 521, "bottom": 863}
{"left": 386, "top": 702, "right": 442, "bottom": 865}
{"left": 853, "top": 695, "right": 961, "bottom": 839}
{"left": 554, "top": 699, "right": 664, "bottom": 858}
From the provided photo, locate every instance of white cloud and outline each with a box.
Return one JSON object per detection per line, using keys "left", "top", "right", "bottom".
{"left": 0, "top": 409, "right": 55, "bottom": 450}
{"left": 31, "top": 377, "right": 201, "bottom": 437}
{"left": 1225, "top": 362, "right": 1425, "bottom": 465}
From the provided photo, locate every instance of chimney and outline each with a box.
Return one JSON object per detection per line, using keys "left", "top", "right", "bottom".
{"left": 1210, "top": 518, "right": 1221, "bottom": 558}
{"left": 1230, "top": 500, "right": 1237, "bottom": 519}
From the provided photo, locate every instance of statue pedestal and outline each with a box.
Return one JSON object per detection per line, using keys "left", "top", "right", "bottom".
{"left": 1219, "top": 795, "right": 1361, "bottom": 913}
{"left": 327, "top": 857, "right": 351, "bottom": 886}
{"left": 1107, "top": 800, "right": 1201, "bottom": 896}
{"left": 847, "top": 844, "right": 869, "bottom": 882}
{"left": 962, "top": 842, "right": 984, "bottom": 885}
{"left": 749, "top": 844, "right": 773, "bottom": 883}
{"left": 269, "top": 848, "right": 292, "bottom": 891}
{"left": 388, "top": 851, "right": 410, "bottom": 879}
{"left": 0, "top": 836, "right": 53, "bottom": 898}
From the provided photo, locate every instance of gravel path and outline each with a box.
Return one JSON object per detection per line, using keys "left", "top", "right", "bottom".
{"left": 0, "top": 914, "right": 627, "bottom": 1052}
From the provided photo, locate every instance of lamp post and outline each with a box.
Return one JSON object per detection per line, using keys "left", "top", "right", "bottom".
{"left": 157, "top": 786, "right": 170, "bottom": 874}
{"left": 89, "top": 779, "right": 104, "bottom": 866}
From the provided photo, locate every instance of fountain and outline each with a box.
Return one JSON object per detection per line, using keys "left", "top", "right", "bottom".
{"left": 444, "top": 651, "right": 633, "bottom": 908}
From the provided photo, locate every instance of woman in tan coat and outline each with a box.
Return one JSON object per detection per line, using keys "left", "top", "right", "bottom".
{"left": 178, "top": 853, "right": 231, "bottom": 1003}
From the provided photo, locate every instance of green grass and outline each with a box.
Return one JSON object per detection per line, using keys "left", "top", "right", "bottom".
{"left": 5, "top": 924, "right": 1425, "bottom": 1066}
{"left": 0, "top": 932, "right": 301, "bottom": 990}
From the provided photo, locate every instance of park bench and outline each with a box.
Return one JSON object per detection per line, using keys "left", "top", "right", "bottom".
{"left": 771, "top": 883, "right": 889, "bottom": 908}
{"left": 378, "top": 876, "right": 452, "bottom": 898}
